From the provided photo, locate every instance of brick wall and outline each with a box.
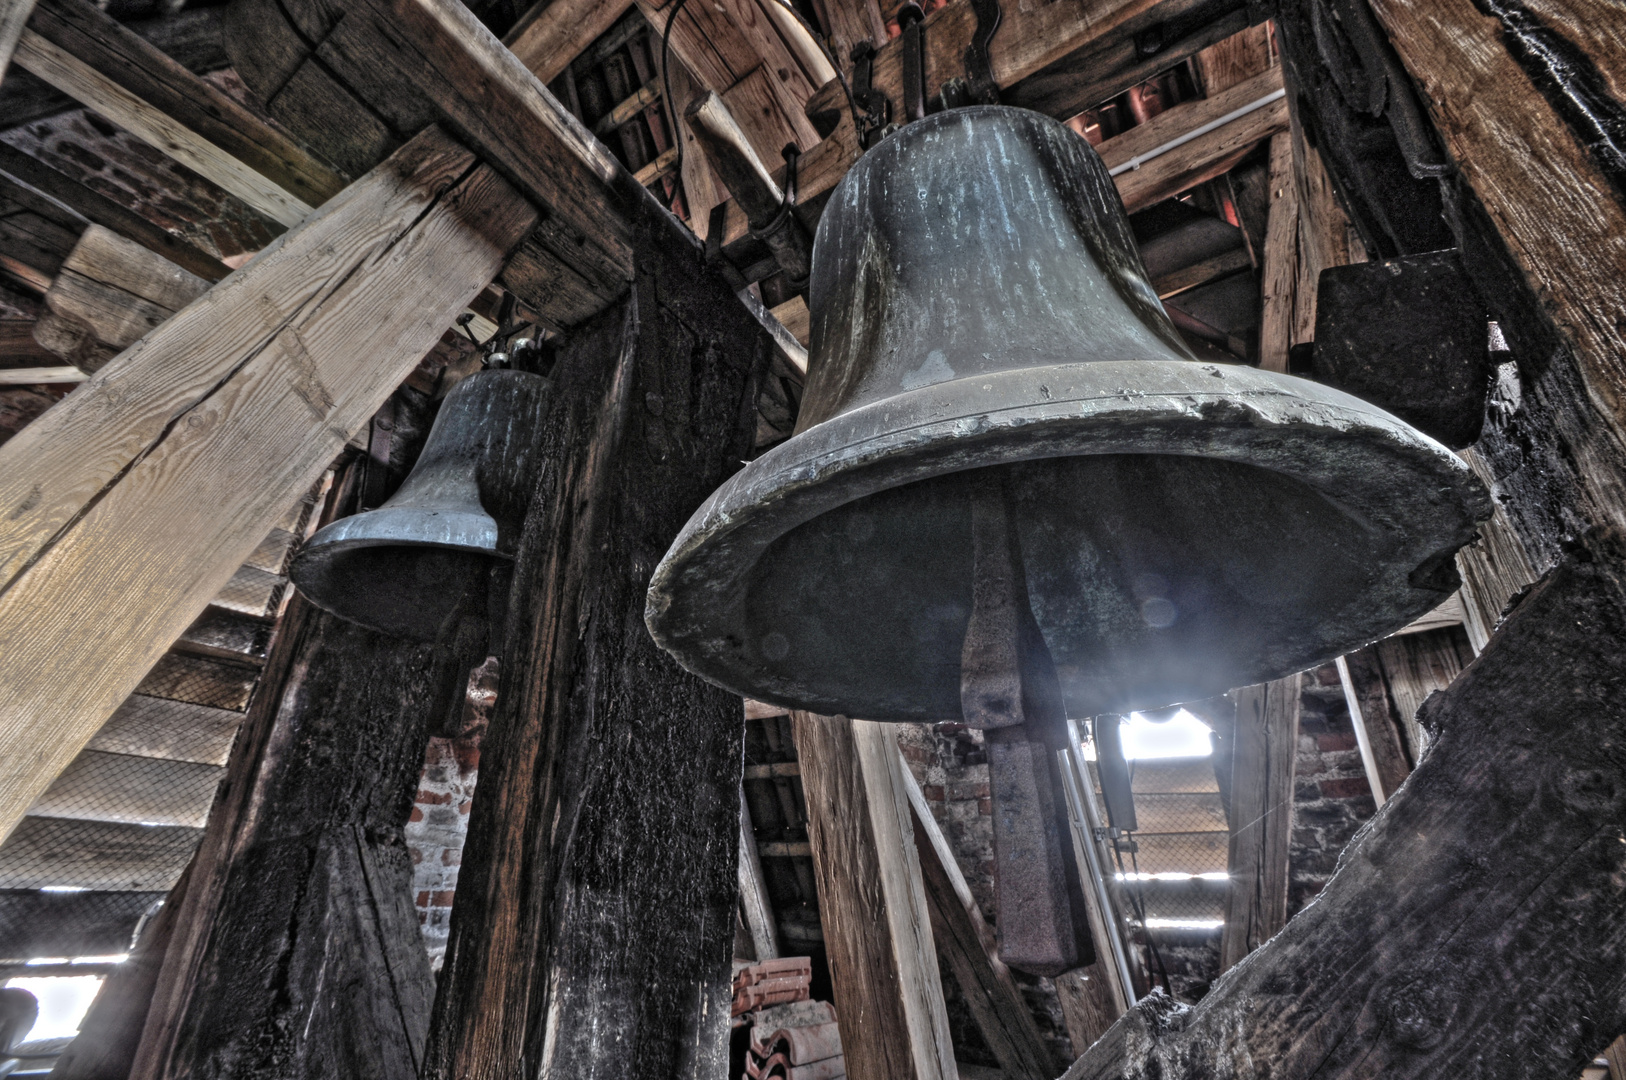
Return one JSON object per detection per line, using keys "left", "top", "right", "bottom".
{"left": 403, "top": 657, "right": 497, "bottom": 969}
{"left": 1289, "top": 664, "right": 1380, "bottom": 918}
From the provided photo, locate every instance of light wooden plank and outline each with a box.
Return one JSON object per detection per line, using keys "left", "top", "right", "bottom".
{"left": 1152, "top": 247, "right": 1252, "bottom": 299}
{"left": 14, "top": 29, "right": 315, "bottom": 227}
{"left": 0, "top": 366, "right": 84, "bottom": 384}
{"left": 1376, "top": 627, "right": 1474, "bottom": 765}
{"left": 0, "top": 126, "right": 537, "bottom": 842}
{"left": 769, "top": 295, "right": 809, "bottom": 347}
{"left": 1219, "top": 677, "right": 1299, "bottom": 970}
{"left": 0, "top": 815, "right": 200, "bottom": 890}
{"left": 26, "top": 0, "right": 347, "bottom": 210}
{"left": 38, "top": 225, "right": 210, "bottom": 372}
{"left": 28, "top": 749, "right": 223, "bottom": 828}
{"left": 903, "top": 756, "right": 1058, "bottom": 1080}
{"left": 506, "top": 0, "right": 635, "bottom": 84}
{"left": 87, "top": 694, "right": 243, "bottom": 767}
{"left": 1256, "top": 131, "right": 1296, "bottom": 373}
{"left": 794, "top": 712, "right": 957, "bottom": 1080}
{"left": 738, "top": 790, "right": 782, "bottom": 960}
{"left": 1192, "top": 23, "right": 1273, "bottom": 96}
{"left": 0, "top": 0, "right": 36, "bottom": 85}
{"left": 1455, "top": 447, "right": 1538, "bottom": 652}
{"left": 0, "top": 141, "right": 229, "bottom": 283}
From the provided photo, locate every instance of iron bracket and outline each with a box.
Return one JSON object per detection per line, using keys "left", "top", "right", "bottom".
{"left": 849, "top": 41, "right": 892, "bottom": 148}
{"left": 963, "top": 0, "right": 1002, "bottom": 105}
{"left": 897, "top": 2, "right": 928, "bottom": 123}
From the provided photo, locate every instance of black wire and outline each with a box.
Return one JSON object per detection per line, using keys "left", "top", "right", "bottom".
{"left": 659, "top": 0, "right": 698, "bottom": 205}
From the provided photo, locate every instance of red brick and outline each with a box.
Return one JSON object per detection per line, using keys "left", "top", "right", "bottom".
{"left": 1315, "top": 664, "right": 1341, "bottom": 686}
{"left": 1319, "top": 777, "right": 1372, "bottom": 799}
{"left": 441, "top": 849, "right": 461, "bottom": 866}
{"left": 409, "top": 807, "right": 424, "bottom": 823}
{"left": 416, "top": 789, "right": 453, "bottom": 805}
{"left": 977, "top": 797, "right": 992, "bottom": 815}
{"left": 430, "top": 890, "right": 457, "bottom": 907}
{"left": 1316, "top": 733, "right": 1358, "bottom": 753}
{"left": 458, "top": 799, "right": 474, "bottom": 814}
{"left": 415, "top": 891, "right": 431, "bottom": 907}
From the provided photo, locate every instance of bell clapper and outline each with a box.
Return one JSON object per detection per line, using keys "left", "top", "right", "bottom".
{"left": 961, "top": 472, "right": 1082, "bottom": 977}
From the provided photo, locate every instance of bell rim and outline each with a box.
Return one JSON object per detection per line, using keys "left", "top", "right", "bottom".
{"left": 646, "top": 359, "right": 1491, "bottom": 721}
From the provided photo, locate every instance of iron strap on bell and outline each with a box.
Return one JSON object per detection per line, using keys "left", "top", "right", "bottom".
{"left": 645, "top": 105, "right": 1489, "bottom": 724}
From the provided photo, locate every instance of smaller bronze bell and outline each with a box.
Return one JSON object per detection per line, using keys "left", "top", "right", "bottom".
{"left": 290, "top": 368, "right": 549, "bottom": 642}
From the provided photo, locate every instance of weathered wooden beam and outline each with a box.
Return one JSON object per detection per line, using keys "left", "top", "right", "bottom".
{"left": 1063, "top": 527, "right": 1626, "bottom": 1079}
{"left": 0, "top": 817, "right": 200, "bottom": 890}
{"left": 0, "top": 365, "right": 83, "bottom": 384}
{"left": 127, "top": 592, "right": 442, "bottom": 1080}
{"left": 1365, "top": 0, "right": 1626, "bottom": 536}
{"left": 794, "top": 712, "right": 957, "bottom": 1080}
{"left": 15, "top": 0, "right": 346, "bottom": 225}
{"left": 85, "top": 694, "right": 242, "bottom": 767}
{"left": 1375, "top": 626, "right": 1474, "bottom": 765}
{"left": 1219, "top": 675, "right": 1299, "bottom": 972}
{"left": 0, "top": 0, "right": 34, "bottom": 83}
{"left": 506, "top": 0, "right": 636, "bottom": 84}
{"left": 901, "top": 754, "right": 1060, "bottom": 1080}
{"left": 716, "top": 24, "right": 1281, "bottom": 261}
{"left": 739, "top": 788, "right": 783, "bottom": 961}
{"left": 1097, "top": 65, "right": 1288, "bottom": 213}
{"left": 1257, "top": 130, "right": 1296, "bottom": 373}
{"left": 0, "top": 887, "right": 162, "bottom": 962}
{"left": 0, "top": 142, "right": 229, "bottom": 283}
{"left": 0, "top": 126, "right": 536, "bottom": 843}
{"left": 28, "top": 749, "right": 222, "bottom": 828}
{"left": 33, "top": 225, "right": 210, "bottom": 373}
{"left": 1336, "top": 651, "right": 1411, "bottom": 803}
{"left": 421, "top": 211, "right": 766, "bottom": 1079}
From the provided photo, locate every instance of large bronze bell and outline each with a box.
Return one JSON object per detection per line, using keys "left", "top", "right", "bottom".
{"left": 290, "top": 368, "right": 549, "bottom": 642}
{"left": 646, "top": 106, "right": 1488, "bottom": 722}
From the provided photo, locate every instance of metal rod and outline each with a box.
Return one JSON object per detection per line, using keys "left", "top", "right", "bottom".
{"left": 1058, "top": 723, "right": 1138, "bottom": 1010}
{"left": 1107, "top": 89, "right": 1287, "bottom": 176}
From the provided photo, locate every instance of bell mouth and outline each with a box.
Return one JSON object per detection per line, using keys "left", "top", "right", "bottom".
{"left": 646, "top": 360, "right": 1489, "bottom": 722}
{"left": 290, "top": 508, "right": 507, "bottom": 642}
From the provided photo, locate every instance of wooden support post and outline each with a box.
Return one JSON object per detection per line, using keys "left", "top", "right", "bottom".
{"left": 1335, "top": 652, "right": 1411, "bottom": 802}
{"left": 901, "top": 750, "right": 1059, "bottom": 1080}
{"left": 125, "top": 594, "right": 442, "bottom": 1079}
{"left": 420, "top": 209, "right": 768, "bottom": 1079}
{"left": 1257, "top": 131, "right": 1298, "bottom": 374}
{"left": 1455, "top": 447, "right": 1539, "bottom": 653}
{"left": 1375, "top": 627, "right": 1474, "bottom": 765}
{"left": 793, "top": 712, "right": 958, "bottom": 1080}
{"left": 0, "top": 126, "right": 536, "bottom": 843}
{"left": 1219, "top": 675, "right": 1299, "bottom": 972}
{"left": 739, "top": 786, "right": 782, "bottom": 961}
{"left": 1064, "top": 527, "right": 1626, "bottom": 1079}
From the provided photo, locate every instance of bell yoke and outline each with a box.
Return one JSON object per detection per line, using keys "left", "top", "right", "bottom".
{"left": 645, "top": 105, "right": 1489, "bottom": 723}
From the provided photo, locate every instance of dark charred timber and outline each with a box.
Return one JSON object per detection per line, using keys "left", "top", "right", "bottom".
{"left": 1307, "top": 249, "right": 1491, "bottom": 449}
{"left": 421, "top": 205, "right": 770, "bottom": 1079}
{"left": 119, "top": 598, "right": 441, "bottom": 1080}
{"left": 1063, "top": 526, "right": 1626, "bottom": 1080}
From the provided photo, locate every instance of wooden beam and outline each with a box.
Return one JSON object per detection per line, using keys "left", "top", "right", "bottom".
{"left": 1375, "top": 627, "right": 1474, "bottom": 766}
{"left": 1455, "top": 447, "right": 1539, "bottom": 653}
{"left": 0, "top": 816, "right": 200, "bottom": 890}
{"left": 0, "top": 141, "right": 229, "bottom": 283}
{"left": 15, "top": 0, "right": 347, "bottom": 225}
{"left": 86, "top": 694, "right": 242, "bottom": 767}
{"left": 1219, "top": 675, "right": 1299, "bottom": 971}
{"left": 0, "top": 887, "right": 163, "bottom": 963}
{"left": 1151, "top": 247, "right": 1252, "bottom": 298}
{"left": 506, "top": 0, "right": 636, "bottom": 85}
{"left": 794, "top": 712, "right": 957, "bottom": 1080}
{"left": 129, "top": 595, "right": 442, "bottom": 1080}
{"left": 1063, "top": 528, "right": 1626, "bottom": 1079}
{"left": 1053, "top": 966, "right": 1122, "bottom": 1056}
{"left": 0, "top": 365, "right": 84, "bottom": 384}
{"left": 1098, "top": 66, "right": 1288, "bottom": 213}
{"left": 1335, "top": 654, "right": 1410, "bottom": 805}
{"left": 28, "top": 749, "right": 223, "bottom": 828}
{"left": 34, "top": 225, "right": 210, "bottom": 373}
{"left": 0, "top": 0, "right": 34, "bottom": 83}
{"left": 1256, "top": 131, "right": 1296, "bottom": 374}
{"left": 0, "top": 126, "right": 536, "bottom": 843}
{"left": 421, "top": 218, "right": 765, "bottom": 1079}
{"left": 739, "top": 787, "right": 782, "bottom": 961}
{"left": 1366, "top": 0, "right": 1626, "bottom": 534}
{"left": 901, "top": 753, "right": 1060, "bottom": 1080}
{"left": 715, "top": 17, "right": 1281, "bottom": 260}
